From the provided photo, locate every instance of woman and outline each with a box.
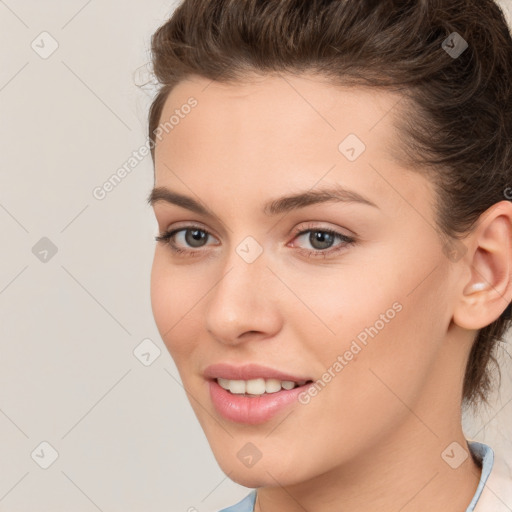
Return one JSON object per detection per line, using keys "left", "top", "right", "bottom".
{"left": 145, "top": 0, "right": 512, "bottom": 510}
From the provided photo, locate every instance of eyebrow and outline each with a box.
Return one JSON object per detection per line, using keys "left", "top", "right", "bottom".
{"left": 146, "top": 183, "right": 379, "bottom": 219}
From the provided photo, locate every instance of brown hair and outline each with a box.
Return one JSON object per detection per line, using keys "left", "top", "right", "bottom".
{"left": 147, "top": 0, "right": 512, "bottom": 410}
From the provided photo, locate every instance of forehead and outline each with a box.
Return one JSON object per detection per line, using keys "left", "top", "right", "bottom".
{"left": 152, "top": 73, "right": 431, "bottom": 219}
{"left": 155, "top": 73, "right": 402, "bottom": 160}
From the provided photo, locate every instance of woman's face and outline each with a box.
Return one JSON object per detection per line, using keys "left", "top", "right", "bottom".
{"left": 149, "top": 73, "right": 466, "bottom": 487}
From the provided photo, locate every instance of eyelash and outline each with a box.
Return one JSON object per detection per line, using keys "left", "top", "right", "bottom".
{"left": 154, "top": 223, "right": 356, "bottom": 259}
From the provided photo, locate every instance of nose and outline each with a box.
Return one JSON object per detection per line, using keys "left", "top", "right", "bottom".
{"left": 204, "top": 248, "right": 283, "bottom": 346}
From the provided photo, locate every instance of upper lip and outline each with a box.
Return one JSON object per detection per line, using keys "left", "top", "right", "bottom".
{"left": 204, "top": 363, "right": 312, "bottom": 382}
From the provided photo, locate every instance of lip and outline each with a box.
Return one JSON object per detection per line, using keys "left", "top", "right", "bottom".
{"left": 203, "top": 363, "right": 312, "bottom": 382}
{"left": 208, "top": 379, "right": 313, "bottom": 425}
{"left": 203, "top": 363, "right": 314, "bottom": 425}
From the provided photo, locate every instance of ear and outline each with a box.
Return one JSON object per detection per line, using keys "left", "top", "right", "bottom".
{"left": 452, "top": 200, "right": 512, "bottom": 330}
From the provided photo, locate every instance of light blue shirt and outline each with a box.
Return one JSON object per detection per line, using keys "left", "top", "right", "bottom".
{"left": 218, "top": 440, "right": 494, "bottom": 512}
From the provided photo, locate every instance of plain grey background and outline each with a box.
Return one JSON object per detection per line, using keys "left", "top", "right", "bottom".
{"left": 0, "top": 1, "right": 511, "bottom": 511}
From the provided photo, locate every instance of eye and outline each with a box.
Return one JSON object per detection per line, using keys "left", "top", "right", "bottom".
{"left": 289, "top": 223, "right": 356, "bottom": 258}
{"left": 154, "top": 225, "right": 217, "bottom": 256}
{"left": 155, "top": 222, "right": 356, "bottom": 259}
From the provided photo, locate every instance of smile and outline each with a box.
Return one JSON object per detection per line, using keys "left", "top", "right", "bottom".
{"left": 216, "top": 377, "right": 311, "bottom": 396}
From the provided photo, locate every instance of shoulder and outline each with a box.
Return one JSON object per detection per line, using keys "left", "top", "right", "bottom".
{"left": 217, "top": 490, "right": 257, "bottom": 512}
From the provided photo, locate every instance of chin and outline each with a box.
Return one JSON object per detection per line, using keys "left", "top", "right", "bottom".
{"left": 210, "top": 445, "right": 311, "bottom": 488}
{"left": 222, "top": 468, "right": 271, "bottom": 488}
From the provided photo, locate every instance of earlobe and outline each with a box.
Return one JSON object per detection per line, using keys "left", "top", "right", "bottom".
{"left": 452, "top": 200, "right": 512, "bottom": 331}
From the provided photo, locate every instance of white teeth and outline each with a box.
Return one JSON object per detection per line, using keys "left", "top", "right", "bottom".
{"left": 217, "top": 378, "right": 231, "bottom": 391}
{"left": 216, "top": 377, "right": 306, "bottom": 395}
{"left": 229, "top": 380, "right": 246, "bottom": 394}
{"left": 265, "top": 378, "right": 282, "bottom": 393}
{"left": 246, "top": 378, "right": 266, "bottom": 395}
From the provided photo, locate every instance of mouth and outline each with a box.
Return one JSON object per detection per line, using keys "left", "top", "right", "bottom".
{"left": 205, "top": 369, "right": 315, "bottom": 424}
{"left": 203, "top": 363, "right": 316, "bottom": 424}
{"left": 215, "top": 377, "right": 314, "bottom": 397}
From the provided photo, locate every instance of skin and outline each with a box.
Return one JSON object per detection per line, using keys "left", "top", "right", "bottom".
{"left": 148, "top": 73, "right": 512, "bottom": 512}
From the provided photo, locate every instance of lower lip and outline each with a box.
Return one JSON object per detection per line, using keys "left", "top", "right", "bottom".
{"left": 208, "top": 379, "right": 311, "bottom": 425}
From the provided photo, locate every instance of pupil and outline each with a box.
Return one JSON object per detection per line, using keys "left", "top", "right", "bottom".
{"left": 311, "top": 231, "right": 333, "bottom": 250}
{"left": 186, "top": 229, "right": 207, "bottom": 247}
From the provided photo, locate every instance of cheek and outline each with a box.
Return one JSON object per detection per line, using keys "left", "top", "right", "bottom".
{"left": 150, "top": 252, "right": 171, "bottom": 333}
{"left": 149, "top": 251, "right": 199, "bottom": 361}
{"left": 265, "top": 274, "right": 448, "bottom": 478}
{"left": 275, "top": 261, "right": 404, "bottom": 361}
{"left": 329, "top": 261, "right": 450, "bottom": 415}
{"left": 299, "top": 243, "right": 449, "bottom": 409}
